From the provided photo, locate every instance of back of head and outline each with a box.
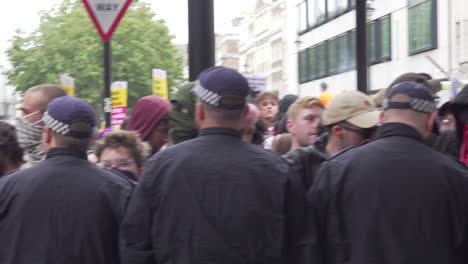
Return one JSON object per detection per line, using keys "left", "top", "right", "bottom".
{"left": 382, "top": 82, "right": 437, "bottom": 139}
{"left": 0, "top": 121, "right": 23, "bottom": 174}
{"left": 42, "top": 96, "right": 97, "bottom": 153}
{"left": 25, "top": 84, "right": 67, "bottom": 110}
{"left": 169, "top": 82, "right": 198, "bottom": 144}
{"left": 287, "top": 96, "right": 323, "bottom": 121}
{"left": 279, "top": 94, "right": 299, "bottom": 114}
{"left": 193, "top": 66, "right": 250, "bottom": 129}
{"left": 389, "top": 72, "right": 443, "bottom": 95}
{"left": 320, "top": 82, "right": 328, "bottom": 91}
{"left": 127, "top": 96, "right": 171, "bottom": 141}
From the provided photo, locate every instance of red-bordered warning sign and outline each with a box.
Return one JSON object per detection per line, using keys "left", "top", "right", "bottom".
{"left": 82, "top": 0, "right": 132, "bottom": 42}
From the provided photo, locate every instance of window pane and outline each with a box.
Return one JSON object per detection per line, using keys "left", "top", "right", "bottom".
{"left": 328, "top": 39, "right": 338, "bottom": 74}
{"left": 337, "top": 0, "right": 348, "bottom": 13}
{"left": 299, "top": 50, "right": 309, "bottom": 83}
{"left": 408, "top": 0, "right": 434, "bottom": 52}
{"left": 316, "top": 43, "right": 327, "bottom": 76}
{"left": 298, "top": 1, "right": 308, "bottom": 32}
{"left": 317, "top": 0, "right": 326, "bottom": 23}
{"left": 368, "top": 22, "right": 377, "bottom": 63}
{"left": 308, "top": 0, "right": 316, "bottom": 27}
{"left": 328, "top": 0, "right": 337, "bottom": 18}
{"left": 337, "top": 34, "right": 349, "bottom": 72}
{"left": 381, "top": 16, "right": 391, "bottom": 59}
{"left": 309, "top": 47, "right": 317, "bottom": 79}
{"left": 350, "top": 30, "right": 356, "bottom": 69}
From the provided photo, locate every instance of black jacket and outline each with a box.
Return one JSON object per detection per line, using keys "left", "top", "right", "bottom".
{"left": 120, "top": 127, "right": 302, "bottom": 264}
{"left": 307, "top": 123, "right": 468, "bottom": 264}
{"left": 0, "top": 148, "right": 133, "bottom": 264}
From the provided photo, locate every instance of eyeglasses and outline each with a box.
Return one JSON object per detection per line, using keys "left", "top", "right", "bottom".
{"left": 97, "top": 159, "right": 135, "bottom": 169}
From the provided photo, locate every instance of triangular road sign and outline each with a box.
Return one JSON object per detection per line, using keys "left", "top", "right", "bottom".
{"left": 82, "top": 0, "right": 132, "bottom": 42}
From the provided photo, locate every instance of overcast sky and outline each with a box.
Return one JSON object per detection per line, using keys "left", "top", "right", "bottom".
{"left": 0, "top": 0, "right": 254, "bottom": 85}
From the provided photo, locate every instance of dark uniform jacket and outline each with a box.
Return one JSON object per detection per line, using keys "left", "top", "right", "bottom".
{"left": 120, "top": 127, "right": 301, "bottom": 264}
{"left": 307, "top": 123, "right": 468, "bottom": 264}
{"left": 0, "top": 148, "right": 133, "bottom": 264}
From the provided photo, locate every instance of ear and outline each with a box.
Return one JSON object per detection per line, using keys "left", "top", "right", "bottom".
{"left": 286, "top": 119, "right": 294, "bottom": 133}
{"left": 427, "top": 113, "right": 437, "bottom": 133}
{"left": 195, "top": 101, "right": 205, "bottom": 128}
{"left": 331, "top": 125, "right": 343, "bottom": 137}
{"left": 243, "top": 105, "right": 250, "bottom": 118}
{"left": 45, "top": 126, "right": 53, "bottom": 144}
{"left": 379, "top": 111, "right": 385, "bottom": 124}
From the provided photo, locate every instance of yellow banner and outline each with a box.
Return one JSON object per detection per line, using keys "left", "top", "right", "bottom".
{"left": 59, "top": 74, "right": 75, "bottom": 96}
{"left": 111, "top": 88, "right": 128, "bottom": 107}
{"left": 152, "top": 69, "right": 168, "bottom": 99}
{"left": 62, "top": 84, "right": 75, "bottom": 97}
{"left": 152, "top": 78, "right": 168, "bottom": 99}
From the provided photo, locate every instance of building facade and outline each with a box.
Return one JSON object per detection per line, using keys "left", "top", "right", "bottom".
{"left": 291, "top": 0, "right": 468, "bottom": 97}
{"left": 238, "top": 0, "right": 291, "bottom": 96}
{"left": 215, "top": 17, "right": 242, "bottom": 70}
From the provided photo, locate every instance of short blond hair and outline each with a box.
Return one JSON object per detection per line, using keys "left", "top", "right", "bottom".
{"left": 287, "top": 96, "right": 324, "bottom": 121}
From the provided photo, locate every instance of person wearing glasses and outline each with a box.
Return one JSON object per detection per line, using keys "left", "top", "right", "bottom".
{"left": 95, "top": 130, "right": 148, "bottom": 181}
{"left": 16, "top": 84, "right": 66, "bottom": 166}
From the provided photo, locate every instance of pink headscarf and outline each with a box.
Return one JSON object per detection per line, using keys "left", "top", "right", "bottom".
{"left": 127, "top": 96, "right": 170, "bottom": 141}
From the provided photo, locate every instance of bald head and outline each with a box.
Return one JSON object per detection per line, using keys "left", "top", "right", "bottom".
{"left": 25, "top": 84, "right": 67, "bottom": 110}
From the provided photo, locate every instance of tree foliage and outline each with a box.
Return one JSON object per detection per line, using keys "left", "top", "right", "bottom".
{"left": 5, "top": 0, "right": 183, "bottom": 109}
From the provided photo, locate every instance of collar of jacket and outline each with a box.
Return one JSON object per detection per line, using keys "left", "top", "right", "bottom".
{"left": 198, "top": 127, "right": 242, "bottom": 139}
{"left": 376, "top": 122, "right": 423, "bottom": 142}
{"left": 46, "top": 147, "right": 88, "bottom": 161}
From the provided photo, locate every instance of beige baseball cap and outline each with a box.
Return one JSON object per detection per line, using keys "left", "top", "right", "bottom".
{"left": 321, "top": 91, "right": 380, "bottom": 129}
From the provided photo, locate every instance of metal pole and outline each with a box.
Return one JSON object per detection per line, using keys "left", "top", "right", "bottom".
{"left": 104, "top": 41, "right": 112, "bottom": 128}
{"left": 356, "top": 0, "right": 368, "bottom": 93}
{"left": 188, "top": 0, "right": 215, "bottom": 81}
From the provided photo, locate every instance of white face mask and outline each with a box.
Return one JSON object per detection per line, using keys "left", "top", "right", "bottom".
{"left": 15, "top": 113, "right": 45, "bottom": 162}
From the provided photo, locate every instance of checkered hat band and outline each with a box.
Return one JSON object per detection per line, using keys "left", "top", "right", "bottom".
{"left": 382, "top": 98, "right": 437, "bottom": 113}
{"left": 43, "top": 112, "right": 70, "bottom": 136}
{"left": 193, "top": 81, "right": 221, "bottom": 106}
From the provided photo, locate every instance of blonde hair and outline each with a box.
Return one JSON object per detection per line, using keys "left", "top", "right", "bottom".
{"left": 287, "top": 96, "right": 324, "bottom": 121}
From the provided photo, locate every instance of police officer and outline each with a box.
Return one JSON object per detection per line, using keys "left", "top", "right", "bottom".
{"left": 308, "top": 82, "right": 468, "bottom": 264}
{"left": 121, "top": 66, "right": 301, "bottom": 264}
{"left": 0, "top": 96, "right": 132, "bottom": 264}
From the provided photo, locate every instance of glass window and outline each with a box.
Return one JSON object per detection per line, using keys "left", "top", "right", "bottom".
{"left": 337, "top": 34, "right": 349, "bottom": 72}
{"left": 317, "top": 0, "right": 327, "bottom": 24}
{"left": 308, "top": 0, "right": 316, "bottom": 27}
{"left": 316, "top": 43, "right": 327, "bottom": 77}
{"left": 349, "top": 30, "right": 356, "bottom": 69}
{"left": 328, "top": 0, "right": 337, "bottom": 18}
{"left": 408, "top": 0, "right": 436, "bottom": 53}
{"left": 298, "top": 1, "right": 308, "bottom": 32}
{"left": 381, "top": 16, "right": 391, "bottom": 60}
{"left": 337, "top": 0, "right": 349, "bottom": 14}
{"left": 298, "top": 50, "right": 309, "bottom": 83}
{"left": 328, "top": 38, "right": 338, "bottom": 74}
{"left": 308, "top": 47, "right": 317, "bottom": 79}
{"left": 368, "top": 22, "right": 377, "bottom": 63}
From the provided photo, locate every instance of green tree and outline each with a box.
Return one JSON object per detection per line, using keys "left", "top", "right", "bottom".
{"left": 5, "top": 0, "right": 183, "bottom": 109}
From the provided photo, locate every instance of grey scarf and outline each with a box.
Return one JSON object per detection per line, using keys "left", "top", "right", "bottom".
{"left": 15, "top": 117, "right": 44, "bottom": 162}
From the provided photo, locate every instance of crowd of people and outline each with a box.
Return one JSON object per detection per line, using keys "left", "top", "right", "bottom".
{"left": 0, "top": 66, "right": 468, "bottom": 263}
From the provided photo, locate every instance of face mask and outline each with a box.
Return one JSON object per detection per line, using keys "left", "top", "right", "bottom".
{"left": 15, "top": 116, "right": 44, "bottom": 162}
{"left": 460, "top": 125, "right": 468, "bottom": 165}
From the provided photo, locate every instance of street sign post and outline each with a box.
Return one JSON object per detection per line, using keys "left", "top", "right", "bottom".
{"left": 82, "top": 0, "right": 132, "bottom": 128}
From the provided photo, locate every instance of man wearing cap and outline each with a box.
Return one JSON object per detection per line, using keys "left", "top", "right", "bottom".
{"left": 0, "top": 96, "right": 132, "bottom": 264}
{"left": 307, "top": 82, "right": 468, "bottom": 264}
{"left": 121, "top": 66, "right": 302, "bottom": 264}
